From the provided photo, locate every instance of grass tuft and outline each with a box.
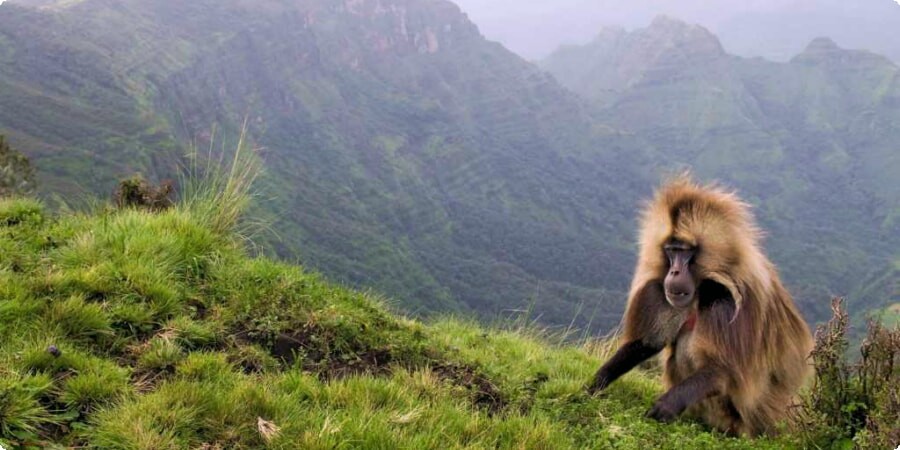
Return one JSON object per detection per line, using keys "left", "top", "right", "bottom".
{"left": 136, "top": 335, "right": 185, "bottom": 374}
{"left": 178, "top": 124, "right": 263, "bottom": 238}
{"left": 0, "top": 372, "right": 56, "bottom": 445}
{"left": 0, "top": 197, "right": 43, "bottom": 226}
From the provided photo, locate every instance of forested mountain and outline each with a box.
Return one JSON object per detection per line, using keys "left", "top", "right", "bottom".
{"left": 0, "top": 1, "right": 896, "bottom": 331}
{"left": 0, "top": 0, "right": 648, "bottom": 331}
{"left": 542, "top": 16, "right": 900, "bottom": 322}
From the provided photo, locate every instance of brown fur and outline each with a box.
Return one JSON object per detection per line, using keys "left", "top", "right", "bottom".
{"left": 597, "top": 175, "right": 814, "bottom": 436}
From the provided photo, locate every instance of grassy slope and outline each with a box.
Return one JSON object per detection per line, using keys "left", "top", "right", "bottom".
{"left": 0, "top": 197, "right": 800, "bottom": 449}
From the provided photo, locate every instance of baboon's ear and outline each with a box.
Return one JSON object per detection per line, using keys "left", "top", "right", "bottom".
{"left": 701, "top": 273, "right": 743, "bottom": 313}
{"left": 697, "top": 279, "right": 732, "bottom": 309}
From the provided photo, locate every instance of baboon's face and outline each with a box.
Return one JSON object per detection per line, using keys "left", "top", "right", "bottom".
{"left": 663, "top": 240, "right": 696, "bottom": 308}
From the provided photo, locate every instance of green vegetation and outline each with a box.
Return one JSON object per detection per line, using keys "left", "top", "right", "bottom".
{"left": 0, "top": 0, "right": 897, "bottom": 350}
{"left": 0, "top": 0, "right": 638, "bottom": 333}
{"left": 0, "top": 135, "right": 35, "bottom": 197}
{"left": 0, "top": 2, "right": 896, "bottom": 446}
{"left": 0, "top": 189, "right": 815, "bottom": 449}
{"left": 1, "top": 144, "right": 897, "bottom": 447}
{"left": 796, "top": 299, "right": 899, "bottom": 449}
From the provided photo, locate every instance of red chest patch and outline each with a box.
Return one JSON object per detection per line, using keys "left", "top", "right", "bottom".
{"left": 681, "top": 311, "right": 698, "bottom": 333}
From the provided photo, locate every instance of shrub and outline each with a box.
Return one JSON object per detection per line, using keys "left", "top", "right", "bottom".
{"left": 113, "top": 175, "right": 174, "bottom": 211}
{"left": 855, "top": 319, "right": 899, "bottom": 448}
{"left": 796, "top": 298, "right": 900, "bottom": 448}
{"left": 0, "top": 135, "right": 36, "bottom": 198}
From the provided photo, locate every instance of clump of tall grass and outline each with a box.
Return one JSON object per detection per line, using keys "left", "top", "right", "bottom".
{"left": 178, "top": 124, "right": 263, "bottom": 238}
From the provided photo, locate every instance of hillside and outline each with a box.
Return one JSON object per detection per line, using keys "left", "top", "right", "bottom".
{"left": 541, "top": 16, "right": 900, "bottom": 324}
{"left": 0, "top": 0, "right": 648, "bottom": 332}
{"left": 0, "top": 195, "right": 816, "bottom": 449}
{"left": 0, "top": 0, "right": 897, "bottom": 332}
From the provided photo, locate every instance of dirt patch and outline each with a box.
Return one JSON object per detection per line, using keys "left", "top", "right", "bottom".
{"left": 268, "top": 330, "right": 323, "bottom": 364}
{"left": 235, "top": 326, "right": 508, "bottom": 413}
{"left": 269, "top": 330, "right": 397, "bottom": 378}
{"left": 433, "top": 363, "right": 507, "bottom": 414}
{"left": 231, "top": 326, "right": 399, "bottom": 379}
{"left": 318, "top": 348, "right": 395, "bottom": 379}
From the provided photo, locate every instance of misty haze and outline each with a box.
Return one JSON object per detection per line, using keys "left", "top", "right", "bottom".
{"left": 454, "top": 0, "right": 900, "bottom": 61}
{"left": 0, "top": 0, "right": 897, "bottom": 447}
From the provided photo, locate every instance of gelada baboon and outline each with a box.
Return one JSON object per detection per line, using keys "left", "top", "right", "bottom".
{"left": 588, "top": 176, "right": 813, "bottom": 436}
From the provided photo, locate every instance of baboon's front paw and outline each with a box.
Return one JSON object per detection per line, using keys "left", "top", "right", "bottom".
{"left": 645, "top": 401, "right": 678, "bottom": 423}
{"left": 586, "top": 378, "right": 608, "bottom": 396}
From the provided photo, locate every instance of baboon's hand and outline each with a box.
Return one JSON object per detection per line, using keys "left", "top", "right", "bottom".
{"left": 645, "top": 400, "right": 679, "bottom": 423}
{"left": 586, "top": 376, "right": 609, "bottom": 395}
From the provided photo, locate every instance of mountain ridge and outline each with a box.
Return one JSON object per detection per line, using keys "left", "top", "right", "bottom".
{"left": 541, "top": 15, "right": 900, "bottom": 322}
{"left": 0, "top": 0, "right": 644, "bottom": 332}
{"left": 0, "top": 3, "right": 896, "bottom": 331}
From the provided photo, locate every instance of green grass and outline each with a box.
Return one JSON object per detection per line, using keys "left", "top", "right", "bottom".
{"left": 0, "top": 196, "right": 809, "bottom": 449}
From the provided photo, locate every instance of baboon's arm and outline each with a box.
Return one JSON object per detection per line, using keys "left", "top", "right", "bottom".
{"left": 645, "top": 366, "right": 725, "bottom": 422}
{"left": 588, "top": 340, "right": 662, "bottom": 394}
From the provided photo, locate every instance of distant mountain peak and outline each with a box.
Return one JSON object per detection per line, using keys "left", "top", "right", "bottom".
{"left": 540, "top": 15, "right": 727, "bottom": 103}
{"left": 805, "top": 36, "right": 841, "bottom": 52}
{"left": 791, "top": 35, "right": 895, "bottom": 67}
{"left": 642, "top": 15, "right": 726, "bottom": 58}
{"left": 648, "top": 14, "right": 697, "bottom": 30}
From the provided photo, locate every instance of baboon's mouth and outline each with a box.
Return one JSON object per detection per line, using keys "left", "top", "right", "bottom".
{"left": 665, "top": 290, "right": 694, "bottom": 306}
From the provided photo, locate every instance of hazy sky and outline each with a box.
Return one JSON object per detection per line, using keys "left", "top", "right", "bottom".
{"left": 450, "top": 0, "right": 777, "bottom": 59}
{"left": 452, "top": 0, "right": 900, "bottom": 61}
{"left": 2, "top": 0, "right": 898, "bottom": 60}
